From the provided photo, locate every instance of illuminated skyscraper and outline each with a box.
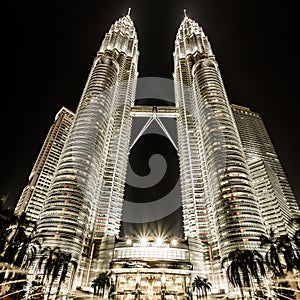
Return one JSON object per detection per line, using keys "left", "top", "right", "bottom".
{"left": 14, "top": 107, "right": 74, "bottom": 222}
{"left": 173, "top": 13, "right": 267, "bottom": 288}
{"left": 34, "top": 11, "right": 138, "bottom": 288}
{"left": 21, "top": 11, "right": 299, "bottom": 297}
{"left": 231, "top": 104, "right": 300, "bottom": 236}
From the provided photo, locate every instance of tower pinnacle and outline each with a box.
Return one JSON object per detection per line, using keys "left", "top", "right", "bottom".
{"left": 183, "top": 9, "right": 187, "bottom": 18}
{"left": 127, "top": 7, "right": 131, "bottom": 16}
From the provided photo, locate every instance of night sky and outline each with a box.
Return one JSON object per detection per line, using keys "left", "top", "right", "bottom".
{"left": 2, "top": 1, "right": 299, "bottom": 209}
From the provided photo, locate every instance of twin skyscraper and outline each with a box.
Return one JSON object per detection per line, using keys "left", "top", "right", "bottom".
{"left": 16, "top": 11, "right": 299, "bottom": 294}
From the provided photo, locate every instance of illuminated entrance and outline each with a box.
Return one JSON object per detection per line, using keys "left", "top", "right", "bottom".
{"left": 110, "top": 237, "right": 192, "bottom": 300}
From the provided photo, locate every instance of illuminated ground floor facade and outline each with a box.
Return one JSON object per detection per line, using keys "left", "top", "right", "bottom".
{"left": 112, "top": 271, "right": 190, "bottom": 300}
{"left": 77, "top": 236, "right": 227, "bottom": 298}
{"left": 111, "top": 237, "right": 191, "bottom": 300}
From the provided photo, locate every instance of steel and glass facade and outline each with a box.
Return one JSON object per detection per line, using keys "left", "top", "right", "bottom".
{"left": 173, "top": 15, "right": 267, "bottom": 287}
{"left": 231, "top": 104, "right": 300, "bottom": 236}
{"left": 14, "top": 107, "right": 74, "bottom": 222}
{"left": 34, "top": 13, "right": 138, "bottom": 288}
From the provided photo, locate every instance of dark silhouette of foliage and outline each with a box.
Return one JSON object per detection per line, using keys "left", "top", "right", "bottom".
{"left": 92, "top": 271, "right": 111, "bottom": 297}
{"left": 0, "top": 194, "right": 17, "bottom": 255}
{"left": 221, "top": 248, "right": 266, "bottom": 299}
{"left": 192, "top": 276, "right": 212, "bottom": 299}
{"left": 260, "top": 228, "right": 285, "bottom": 277}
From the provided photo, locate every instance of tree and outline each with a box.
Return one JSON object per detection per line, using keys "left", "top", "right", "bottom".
{"left": 201, "top": 278, "right": 212, "bottom": 298}
{"left": 261, "top": 228, "right": 299, "bottom": 299}
{"left": 14, "top": 225, "right": 39, "bottom": 268}
{"left": 55, "top": 252, "right": 78, "bottom": 297}
{"left": 277, "top": 234, "right": 300, "bottom": 271}
{"left": 221, "top": 248, "right": 266, "bottom": 299}
{"left": 292, "top": 228, "right": 300, "bottom": 249}
{"left": 221, "top": 248, "right": 246, "bottom": 299}
{"left": 2, "top": 212, "right": 36, "bottom": 265}
{"left": 46, "top": 251, "right": 65, "bottom": 298}
{"left": 192, "top": 276, "right": 203, "bottom": 299}
{"left": 276, "top": 234, "right": 299, "bottom": 299}
{"left": 260, "top": 228, "right": 285, "bottom": 278}
{"left": 0, "top": 211, "right": 38, "bottom": 290}
{"left": 291, "top": 217, "right": 300, "bottom": 249}
{"left": 91, "top": 277, "right": 100, "bottom": 295}
{"left": 37, "top": 247, "right": 76, "bottom": 297}
{"left": 0, "top": 194, "right": 17, "bottom": 255}
{"left": 92, "top": 271, "right": 111, "bottom": 297}
{"left": 37, "top": 246, "right": 61, "bottom": 286}
{"left": 20, "top": 238, "right": 42, "bottom": 270}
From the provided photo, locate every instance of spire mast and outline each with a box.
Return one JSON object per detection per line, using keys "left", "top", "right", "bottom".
{"left": 127, "top": 7, "right": 131, "bottom": 16}
{"left": 183, "top": 9, "right": 187, "bottom": 18}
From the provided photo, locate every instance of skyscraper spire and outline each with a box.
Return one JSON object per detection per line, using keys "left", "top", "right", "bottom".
{"left": 174, "top": 14, "right": 209, "bottom": 59}
{"left": 183, "top": 9, "right": 187, "bottom": 18}
{"left": 99, "top": 10, "right": 138, "bottom": 59}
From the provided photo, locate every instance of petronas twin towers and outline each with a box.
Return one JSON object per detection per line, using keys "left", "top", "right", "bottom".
{"left": 25, "top": 10, "right": 299, "bottom": 293}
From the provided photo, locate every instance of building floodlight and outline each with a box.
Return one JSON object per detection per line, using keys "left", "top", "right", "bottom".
{"left": 156, "top": 237, "right": 163, "bottom": 246}
{"left": 171, "top": 239, "right": 177, "bottom": 247}
{"left": 140, "top": 237, "right": 148, "bottom": 246}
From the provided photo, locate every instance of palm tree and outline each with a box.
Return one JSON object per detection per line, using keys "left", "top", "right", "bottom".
{"left": 261, "top": 229, "right": 299, "bottom": 299}
{"left": 221, "top": 248, "right": 266, "bottom": 299}
{"left": 20, "top": 238, "right": 41, "bottom": 270}
{"left": 99, "top": 271, "right": 111, "bottom": 297}
{"left": 221, "top": 248, "right": 246, "bottom": 299}
{"left": 201, "top": 278, "right": 212, "bottom": 298}
{"left": 276, "top": 234, "right": 300, "bottom": 299}
{"left": 46, "top": 251, "right": 65, "bottom": 298}
{"left": 38, "top": 248, "right": 77, "bottom": 298}
{"left": 0, "top": 194, "right": 17, "bottom": 255}
{"left": 92, "top": 271, "right": 111, "bottom": 297}
{"left": 37, "top": 246, "right": 61, "bottom": 286}
{"left": 192, "top": 276, "right": 203, "bottom": 299}
{"left": 92, "top": 276, "right": 101, "bottom": 295}
{"left": 0, "top": 212, "right": 37, "bottom": 289}
{"left": 291, "top": 217, "right": 300, "bottom": 249}
{"left": 2, "top": 212, "right": 36, "bottom": 265}
{"left": 277, "top": 234, "right": 300, "bottom": 271}
{"left": 260, "top": 228, "right": 285, "bottom": 278}
{"left": 14, "top": 224, "right": 39, "bottom": 268}
{"left": 244, "top": 249, "right": 266, "bottom": 283}
{"left": 108, "top": 281, "right": 116, "bottom": 299}
{"left": 56, "top": 252, "right": 78, "bottom": 297}
{"left": 292, "top": 228, "right": 300, "bottom": 249}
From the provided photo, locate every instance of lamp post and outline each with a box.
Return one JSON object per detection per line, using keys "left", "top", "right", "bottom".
{"left": 186, "top": 275, "right": 192, "bottom": 300}
{"left": 109, "top": 272, "right": 116, "bottom": 300}
{"left": 161, "top": 273, "right": 166, "bottom": 300}
{"left": 135, "top": 272, "right": 141, "bottom": 300}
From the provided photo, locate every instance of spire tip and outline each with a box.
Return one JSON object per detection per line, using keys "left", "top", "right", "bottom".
{"left": 127, "top": 8, "right": 131, "bottom": 16}
{"left": 183, "top": 9, "right": 187, "bottom": 18}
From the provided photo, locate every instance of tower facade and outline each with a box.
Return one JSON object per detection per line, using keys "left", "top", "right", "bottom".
{"left": 34, "top": 12, "right": 138, "bottom": 288}
{"left": 14, "top": 107, "right": 74, "bottom": 222}
{"left": 173, "top": 14, "right": 267, "bottom": 286}
{"left": 231, "top": 104, "right": 300, "bottom": 236}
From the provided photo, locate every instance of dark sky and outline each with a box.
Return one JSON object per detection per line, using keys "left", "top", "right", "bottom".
{"left": 2, "top": 1, "right": 299, "bottom": 208}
